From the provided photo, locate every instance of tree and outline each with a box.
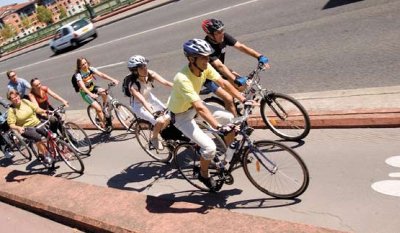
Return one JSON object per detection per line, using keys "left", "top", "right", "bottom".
{"left": 0, "top": 24, "right": 17, "bottom": 40}
{"left": 21, "top": 16, "right": 32, "bottom": 29}
{"left": 59, "top": 5, "right": 67, "bottom": 19}
{"left": 36, "top": 6, "right": 53, "bottom": 24}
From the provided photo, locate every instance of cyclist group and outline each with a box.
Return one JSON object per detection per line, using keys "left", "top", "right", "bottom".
{"left": 1, "top": 19, "right": 269, "bottom": 190}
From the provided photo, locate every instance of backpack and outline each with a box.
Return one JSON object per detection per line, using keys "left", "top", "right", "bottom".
{"left": 122, "top": 73, "right": 154, "bottom": 98}
{"left": 71, "top": 73, "right": 80, "bottom": 92}
{"left": 72, "top": 68, "right": 95, "bottom": 93}
{"left": 122, "top": 74, "right": 135, "bottom": 97}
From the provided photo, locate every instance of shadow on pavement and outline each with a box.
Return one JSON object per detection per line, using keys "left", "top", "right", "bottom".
{"left": 146, "top": 194, "right": 211, "bottom": 214}
{"left": 322, "top": 0, "right": 364, "bottom": 9}
{"left": 107, "top": 161, "right": 173, "bottom": 192}
{"left": 88, "top": 131, "right": 135, "bottom": 145}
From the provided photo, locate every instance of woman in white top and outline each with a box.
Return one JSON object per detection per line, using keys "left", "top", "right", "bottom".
{"left": 126, "top": 55, "right": 173, "bottom": 149}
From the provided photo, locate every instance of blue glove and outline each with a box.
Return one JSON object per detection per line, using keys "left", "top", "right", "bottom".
{"left": 234, "top": 76, "right": 248, "bottom": 86}
{"left": 258, "top": 55, "right": 269, "bottom": 65}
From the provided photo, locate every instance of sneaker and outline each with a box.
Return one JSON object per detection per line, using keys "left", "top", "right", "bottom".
{"left": 105, "top": 125, "right": 113, "bottom": 133}
{"left": 43, "top": 153, "right": 54, "bottom": 165}
{"left": 198, "top": 174, "right": 217, "bottom": 191}
{"left": 149, "top": 137, "right": 163, "bottom": 150}
{"left": 4, "top": 150, "right": 14, "bottom": 159}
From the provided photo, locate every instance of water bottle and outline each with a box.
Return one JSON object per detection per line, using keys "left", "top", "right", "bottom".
{"left": 225, "top": 140, "right": 238, "bottom": 163}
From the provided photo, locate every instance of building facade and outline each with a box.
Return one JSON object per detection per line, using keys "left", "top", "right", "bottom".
{"left": 0, "top": 0, "right": 102, "bottom": 45}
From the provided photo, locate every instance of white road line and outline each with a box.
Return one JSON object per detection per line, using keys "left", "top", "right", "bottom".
{"left": 9, "top": 0, "right": 259, "bottom": 72}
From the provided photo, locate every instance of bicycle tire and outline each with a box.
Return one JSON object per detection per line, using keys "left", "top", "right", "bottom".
{"left": 135, "top": 120, "right": 171, "bottom": 163}
{"left": 242, "top": 140, "right": 309, "bottom": 198}
{"left": 55, "top": 140, "right": 85, "bottom": 174}
{"left": 113, "top": 102, "right": 136, "bottom": 132}
{"left": 173, "top": 129, "right": 227, "bottom": 192}
{"left": 8, "top": 131, "right": 32, "bottom": 160}
{"left": 63, "top": 122, "right": 92, "bottom": 155}
{"left": 260, "top": 92, "right": 311, "bottom": 141}
{"left": 87, "top": 105, "right": 108, "bottom": 132}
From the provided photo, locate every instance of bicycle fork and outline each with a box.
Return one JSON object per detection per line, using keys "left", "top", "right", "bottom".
{"left": 248, "top": 143, "right": 278, "bottom": 174}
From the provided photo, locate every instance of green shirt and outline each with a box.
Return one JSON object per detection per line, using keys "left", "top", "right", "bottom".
{"left": 168, "top": 64, "right": 220, "bottom": 113}
{"left": 7, "top": 99, "right": 41, "bottom": 127}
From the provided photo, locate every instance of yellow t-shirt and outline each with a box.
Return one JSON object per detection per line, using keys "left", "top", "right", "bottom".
{"left": 7, "top": 99, "right": 40, "bottom": 127}
{"left": 168, "top": 64, "right": 220, "bottom": 113}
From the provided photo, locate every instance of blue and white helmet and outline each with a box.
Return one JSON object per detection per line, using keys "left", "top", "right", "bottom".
{"left": 127, "top": 55, "right": 148, "bottom": 69}
{"left": 183, "top": 39, "right": 214, "bottom": 57}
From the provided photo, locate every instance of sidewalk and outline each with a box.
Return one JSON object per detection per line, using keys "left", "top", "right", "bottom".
{"left": 66, "top": 85, "right": 400, "bottom": 130}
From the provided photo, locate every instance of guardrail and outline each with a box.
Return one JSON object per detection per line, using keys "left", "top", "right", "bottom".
{"left": 0, "top": 0, "right": 139, "bottom": 55}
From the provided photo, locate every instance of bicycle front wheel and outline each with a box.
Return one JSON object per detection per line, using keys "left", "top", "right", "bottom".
{"left": 113, "top": 103, "right": 136, "bottom": 132}
{"left": 243, "top": 140, "right": 309, "bottom": 198}
{"left": 56, "top": 140, "right": 85, "bottom": 174}
{"left": 9, "top": 131, "right": 32, "bottom": 160}
{"left": 135, "top": 120, "right": 171, "bottom": 163}
{"left": 63, "top": 122, "right": 92, "bottom": 155}
{"left": 260, "top": 92, "right": 310, "bottom": 141}
{"left": 87, "top": 105, "right": 107, "bottom": 132}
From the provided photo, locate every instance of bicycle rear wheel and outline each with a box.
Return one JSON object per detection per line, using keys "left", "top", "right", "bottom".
{"left": 260, "top": 92, "right": 310, "bottom": 141}
{"left": 243, "top": 140, "right": 309, "bottom": 198}
{"left": 113, "top": 103, "right": 136, "bottom": 132}
{"left": 8, "top": 131, "right": 32, "bottom": 160}
{"left": 87, "top": 105, "right": 109, "bottom": 132}
{"left": 63, "top": 122, "right": 92, "bottom": 155}
{"left": 56, "top": 140, "right": 84, "bottom": 174}
{"left": 135, "top": 120, "right": 171, "bottom": 162}
{"left": 173, "top": 128, "right": 226, "bottom": 192}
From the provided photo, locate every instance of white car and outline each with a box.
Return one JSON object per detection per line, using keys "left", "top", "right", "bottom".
{"left": 49, "top": 18, "right": 97, "bottom": 54}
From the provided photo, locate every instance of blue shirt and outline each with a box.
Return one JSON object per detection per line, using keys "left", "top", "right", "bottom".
{"left": 7, "top": 78, "right": 31, "bottom": 96}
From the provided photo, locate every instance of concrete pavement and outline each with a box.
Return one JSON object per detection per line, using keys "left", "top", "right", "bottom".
{"left": 0, "top": 85, "right": 398, "bottom": 233}
{"left": 0, "top": 0, "right": 399, "bottom": 232}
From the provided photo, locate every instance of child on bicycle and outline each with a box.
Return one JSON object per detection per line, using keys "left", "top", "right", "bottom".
{"left": 126, "top": 55, "right": 173, "bottom": 150}
{"left": 75, "top": 57, "right": 119, "bottom": 131}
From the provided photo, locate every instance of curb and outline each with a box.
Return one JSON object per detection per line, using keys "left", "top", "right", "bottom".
{"left": 0, "top": 168, "right": 346, "bottom": 233}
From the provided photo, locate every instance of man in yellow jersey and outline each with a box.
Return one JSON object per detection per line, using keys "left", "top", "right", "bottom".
{"left": 168, "top": 39, "right": 249, "bottom": 191}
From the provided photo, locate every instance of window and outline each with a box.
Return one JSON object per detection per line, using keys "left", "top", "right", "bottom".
{"left": 62, "top": 27, "right": 70, "bottom": 36}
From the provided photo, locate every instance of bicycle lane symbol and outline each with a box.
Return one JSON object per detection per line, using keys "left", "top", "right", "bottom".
{"left": 371, "top": 156, "right": 400, "bottom": 197}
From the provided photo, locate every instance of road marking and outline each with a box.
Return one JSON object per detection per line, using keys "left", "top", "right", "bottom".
{"left": 371, "top": 181, "right": 400, "bottom": 197}
{"left": 371, "top": 155, "right": 400, "bottom": 197}
{"left": 6, "top": 0, "right": 259, "bottom": 73}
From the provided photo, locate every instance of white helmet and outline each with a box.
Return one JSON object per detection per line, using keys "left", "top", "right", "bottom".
{"left": 183, "top": 39, "right": 214, "bottom": 57}
{"left": 127, "top": 55, "right": 149, "bottom": 69}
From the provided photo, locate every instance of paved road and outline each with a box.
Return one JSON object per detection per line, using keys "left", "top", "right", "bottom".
{"left": 0, "top": 201, "right": 82, "bottom": 233}
{"left": 1, "top": 0, "right": 399, "bottom": 110}
{"left": 3, "top": 127, "right": 400, "bottom": 233}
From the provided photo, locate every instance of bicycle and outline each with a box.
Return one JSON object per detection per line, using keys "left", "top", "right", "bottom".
{"left": 203, "top": 63, "right": 311, "bottom": 141}
{"left": 54, "top": 108, "right": 92, "bottom": 155}
{"left": 133, "top": 111, "right": 225, "bottom": 163}
{"left": 87, "top": 83, "right": 136, "bottom": 133}
{"left": 1, "top": 129, "right": 32, "bottom": 160}
{"left": 26, "top": 106, "right": 85, "bottom": 174}
{"left": 173, "top": 104, "right": 309, "bottom": 198}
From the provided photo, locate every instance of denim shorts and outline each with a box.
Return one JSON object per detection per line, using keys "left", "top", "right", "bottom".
{"left": 203, "top": 79, "right": 220, "bottom": 93}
